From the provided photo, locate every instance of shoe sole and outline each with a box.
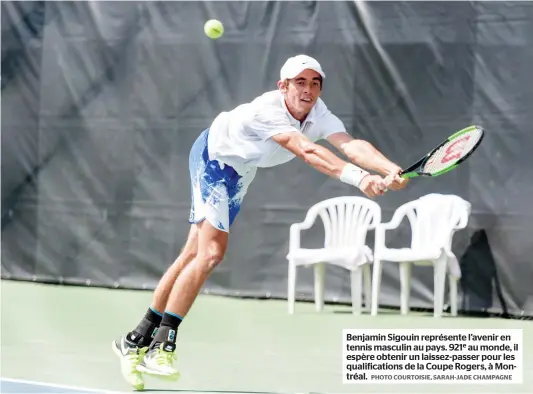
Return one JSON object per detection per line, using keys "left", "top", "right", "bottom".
{"left": 111, "top": 340, "right": 145, "bottom": 391}
{"left": 136, "top": 364, "right": 180, "bottom": 382}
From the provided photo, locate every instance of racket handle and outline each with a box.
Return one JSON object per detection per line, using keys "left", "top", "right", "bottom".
{"left": 400, "top": 172, "right": 419, "bottom": 179}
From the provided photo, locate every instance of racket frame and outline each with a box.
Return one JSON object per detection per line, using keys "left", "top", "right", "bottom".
{"left": 400, "top": 125, "right": 485, "bottom": 179}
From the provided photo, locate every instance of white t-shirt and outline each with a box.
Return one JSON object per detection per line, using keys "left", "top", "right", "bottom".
{"left": 207, "top": 90, "right": 347, "bottom": 175}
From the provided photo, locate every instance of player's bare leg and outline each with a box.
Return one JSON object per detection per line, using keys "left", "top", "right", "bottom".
{"left": 151, "top": 224, "right": 199, "bottom": 312}
{"left": 112, "top": 224, "right": 199, "bottom": 389}
{"left": 136, "top": 220, "right": 228, "bottom": 379}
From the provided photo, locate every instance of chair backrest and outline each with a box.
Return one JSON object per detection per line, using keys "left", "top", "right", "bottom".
{"left": 309, "top": 196, "right": 381, "bottom": 249}
{"left": 406, "top": 193, "right": 471, "bottom": 251}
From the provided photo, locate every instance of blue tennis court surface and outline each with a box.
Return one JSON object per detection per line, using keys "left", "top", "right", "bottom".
{"left": 0, "top": 378, "right": 126, "bottom": 394}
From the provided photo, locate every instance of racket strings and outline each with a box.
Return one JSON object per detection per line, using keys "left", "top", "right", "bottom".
{"left": 423, "top": 127, "right": 483, "bottom": 174}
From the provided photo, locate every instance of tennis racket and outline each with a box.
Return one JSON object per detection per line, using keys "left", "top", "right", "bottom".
{"left": 400, "top": 125, "right": 485, "bottom": 179}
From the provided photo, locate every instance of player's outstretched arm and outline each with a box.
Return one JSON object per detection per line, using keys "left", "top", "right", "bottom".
{"left": 272, "top": 131, "right": 387, "bottom": 198}
{"left": 326, "top": 132, "right": 408, "bottom": 191}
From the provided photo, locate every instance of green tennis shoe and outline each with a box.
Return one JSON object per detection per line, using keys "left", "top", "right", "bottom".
{"left": 112, "top": 335, "right": 147, "bottom": 390}
{"left": 136, "top": 342, "right": 180, "bottom": 381}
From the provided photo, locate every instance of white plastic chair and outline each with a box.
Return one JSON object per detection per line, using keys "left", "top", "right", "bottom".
{"left": 371, "top": 193, "right": 471, "bottom": 317}
{"left": 286, "top": 196, "right": 381, "bottom": 315}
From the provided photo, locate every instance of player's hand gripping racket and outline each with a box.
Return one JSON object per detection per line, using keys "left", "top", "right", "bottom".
{"left": 399, "top": 125, "right": 485, "bottom": 179}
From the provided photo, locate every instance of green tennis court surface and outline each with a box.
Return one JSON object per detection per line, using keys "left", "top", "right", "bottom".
{"left": 0, "top": 378, "right": 126, "bottom": 393}
{"left": 1, "top": 280, "right": 531, "bottom": 393}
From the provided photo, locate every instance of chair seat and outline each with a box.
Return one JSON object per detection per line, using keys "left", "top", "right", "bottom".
{"left": 375, "top": 247, "right": 461, "bottom": 278}
{"left": 287, "top": 245, "right": 373, "bottom": 269}
{"left": 375, "top": 247, "right": 443, "bottom": 262}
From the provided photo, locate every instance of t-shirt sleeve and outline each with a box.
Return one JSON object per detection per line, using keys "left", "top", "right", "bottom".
{"left": 317, "top": 112, "right": 347, "bottom": 139}
{"left": 250, "top": 106, "right": 299, "bottom": 141}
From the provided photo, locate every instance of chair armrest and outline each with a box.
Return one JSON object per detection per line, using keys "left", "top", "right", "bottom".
{"left": 443, "top": 200, "right": 471, "bottom": 253}
{"left": 374, "top": 201, "right": 416, "bottom": 251}
{"left": 288, "top": 207, "right": 320, "bottom": 254}
{"left": 455, "top": 201, "right": 472, "bottom": 230}
{"left": 445, "top": 202, "right": 471, "bottom": 254}
{"left": 379, "top": 200, "right": 416, "bottom": 231}
{"left": 289, "top": 223, "right": 303, "bottom": 254}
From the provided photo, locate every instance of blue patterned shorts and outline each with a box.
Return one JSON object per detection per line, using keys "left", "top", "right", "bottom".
{"left": 188, "top": 129, "right": 256, "bottom": 232}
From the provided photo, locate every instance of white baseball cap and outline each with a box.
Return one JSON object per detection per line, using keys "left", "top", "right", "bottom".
{"left": 279, "top": 54, "right": 326, "bottom": 80}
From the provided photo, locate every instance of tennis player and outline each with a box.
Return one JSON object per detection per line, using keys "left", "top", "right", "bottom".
{"left": 112, "top": 54, "right": 408, "bottom": 389}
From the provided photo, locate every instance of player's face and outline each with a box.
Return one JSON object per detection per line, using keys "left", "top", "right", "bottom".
{"left": 280, "top": 69, "right": 322, "bottom": 119}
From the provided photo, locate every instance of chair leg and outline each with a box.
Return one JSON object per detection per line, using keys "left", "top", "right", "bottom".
{"left": 350, "top": 268, "right": 363, "bottom": 315}
{"left": 314, "top": 263, "right": 325, "bottom": 312}
{"left": 363, "top": 264, "right": 372, "bottom": 313}
{"left": 288, "top": 260, "right": 296, "bottom": 315}
{"left": 400, "top": 262, "right": 412, "bottom": 315}
{"left": 449, "top": 274, "right": 458, "bottom": 317}
{"left": 371, "top": 260, "right": 382, "bottom": 316}
{"left": 433, "top": 256, "right": 447, "bottom": 318}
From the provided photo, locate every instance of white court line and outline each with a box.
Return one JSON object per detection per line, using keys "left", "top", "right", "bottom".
{"left": 0, "top": 377, "right": 129, "bottom": 394}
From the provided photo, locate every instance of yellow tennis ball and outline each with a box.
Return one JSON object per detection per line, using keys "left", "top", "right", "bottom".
{"left": 204, "top": 19, "right": 224, "bottom": 40}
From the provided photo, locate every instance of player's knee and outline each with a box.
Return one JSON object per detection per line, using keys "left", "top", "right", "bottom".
{"left": 197, "top": 244, "right": 226, "bottom": 273}
{"left": 182, "top": 247, "right": 197, "bottom": 262}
